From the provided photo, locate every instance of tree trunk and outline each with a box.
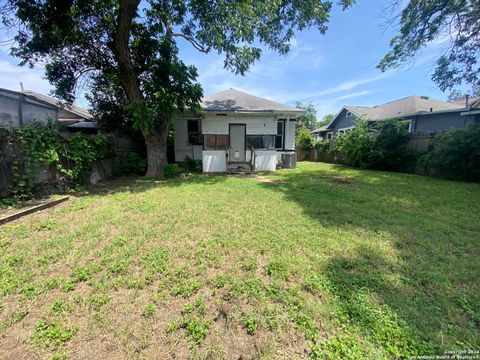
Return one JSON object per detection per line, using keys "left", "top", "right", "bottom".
{"left": 145, "top": 116, "right": 168, "bottom": 179}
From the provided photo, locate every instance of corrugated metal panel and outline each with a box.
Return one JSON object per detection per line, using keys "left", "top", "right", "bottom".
{"left": 203, "top": 150, "right": 227, "bottom": 172}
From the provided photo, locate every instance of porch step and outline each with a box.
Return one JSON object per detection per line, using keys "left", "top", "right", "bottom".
{"left": 227, "top": 161, "right": 253, "bottom": 174}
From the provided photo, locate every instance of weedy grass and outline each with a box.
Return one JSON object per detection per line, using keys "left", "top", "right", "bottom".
{"left": 0, "top": 162, "right": 478, "bottom": 359}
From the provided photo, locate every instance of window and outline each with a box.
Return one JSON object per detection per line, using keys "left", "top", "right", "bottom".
{"left": 246, "top": 135, "right": 276, "bottom": 149}
{"left": 326, "top": 132, "right": 334, "bottom": 140}
{"left": 400, "top": 120, "right": 413, "bottom": 132}
{"left": 346, "top": 111, "right": 353, "bottom": 117}
{"left": 276, "top": 119, "right": 286, "bottom": 149}
{"left": 338, "top": 126, "right": 354, "bottom": 134}
{"left": 188, "top": 119, "right": 202, "bottom": 145}
{"left": 203, "top": 134, "right": 229, "bottom": 150}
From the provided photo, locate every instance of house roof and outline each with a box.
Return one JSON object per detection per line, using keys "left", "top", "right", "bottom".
{"left": 22, "top": 90, "right": 92, "bottom": 120}
{"left": 345, "top": 96, "right": 464, "bottom": 121}
{"left": 311, "top": 124, "right": 330, "bottom": 133}
{"left": 201, "top": 88, "right": 304, "bottom": 114}
{"left": 452, "top": 96, "right": 480, "bottom": 108}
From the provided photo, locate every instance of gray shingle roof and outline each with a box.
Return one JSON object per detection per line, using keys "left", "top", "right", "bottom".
{"left": 346, "top": 96, "right": 464, "bottom": 120}
{"left": 311, "top": 124, "right": 330, "bottom": 133}
{"left": 201, "top": 88, "right": 303, "bottom": 113}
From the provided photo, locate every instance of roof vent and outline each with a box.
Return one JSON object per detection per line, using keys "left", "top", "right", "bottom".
{"left": 420, "top": 96, "right": 430, "bottom": 100}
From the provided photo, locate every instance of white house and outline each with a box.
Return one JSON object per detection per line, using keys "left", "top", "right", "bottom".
{"left": 174, "top": 88, "right": 303, "bottom": 173}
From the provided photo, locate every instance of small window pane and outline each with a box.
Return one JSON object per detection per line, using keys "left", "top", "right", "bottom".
{"left": 216, "top": 135, "right": 228, "bottom": 148}
{"left": 262, "top": 135, "right": 275, "bottom": 149}
{"left": 275, "top": 135, "right": 283, "bottom": 149}
{"left": 188, "top": 133, "right": 201, "bottom": 145}
{"left": 204, "top": 135, "right": 217, "bottom": 149}
{"left": 277, "top": 121, "right": 284, "bottom": 135}
{"left": 247, "top": 136, "right": 262, "bottom": 148}
{"left": 188, "top": 120, "right": 199, "bottom": 132}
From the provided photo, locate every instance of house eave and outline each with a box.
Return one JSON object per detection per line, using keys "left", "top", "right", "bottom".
{"left": 201, "top": 109, "right": 304, "bottom": 115}
{"left": 460, "top": 110, "right": 480, "bottom": 116}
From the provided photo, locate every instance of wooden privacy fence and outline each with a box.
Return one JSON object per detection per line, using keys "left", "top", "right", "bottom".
{"left": 407, "top": 133, "right": 435, "bottom": 153}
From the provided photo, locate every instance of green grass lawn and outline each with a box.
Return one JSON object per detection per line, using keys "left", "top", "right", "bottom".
{"left": 1, "top": 162, "right": 479, "bottom": 359}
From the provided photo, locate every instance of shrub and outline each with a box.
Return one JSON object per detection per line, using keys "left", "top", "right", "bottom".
{"left": 367, "top": 119, "right": 415, "bottom": 171}
{"left": 334, "top": 120, "right": 375, "bottom": 167}
{"left": 5, "top": 124, "right": 113, "bottom": 198}
{"left": 334, "top": 119, "right": 414, "bottom": 170}
{"left": 115, "top": 152, "right": 147, "bottom": 176}
{"left": 180, "top": 156, "right": 202, "bottom": 172}
{"left": 314, "top": 140, "right": 330, "bottom": 152}
{"left": 66, "top": 133, "right": 113, "bottom": 184}
{"left": 296, "top": 128, "right": 315, "bottom": 150}
{"left": 419, "top": 122, "right": 480, "bottom": 182}
{"left": 164, "top": 164, "right": 185, "bottom": 178}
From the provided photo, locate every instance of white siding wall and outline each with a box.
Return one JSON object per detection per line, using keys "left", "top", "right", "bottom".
{"left": 285, "top": 119, "right": 296, "bottom": 150}
{"left": 173, "top": 116, "right": 202, "bottom": 162}
{"left": 203, "top": 114, "right": 276, "bottom": 135}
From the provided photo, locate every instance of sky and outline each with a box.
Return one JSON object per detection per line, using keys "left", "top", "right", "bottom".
{"left": 0, "top": 0, "right": 470, "bottom": 119}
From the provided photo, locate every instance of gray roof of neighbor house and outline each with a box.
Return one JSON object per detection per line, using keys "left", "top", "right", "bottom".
{"left": 452, "top": 96, "right": 480, "bottom": 109}
{"left": 22, "top": 90, "right": 92, "bottom": 121}
{"left": 311, "top": 124, "right": 330, "bottom": 133}
{"left": 201, "top": 88, "right": 304, "bottom": 113}
{"left": 345, "top": 96, "right": 464, "bottom": 121}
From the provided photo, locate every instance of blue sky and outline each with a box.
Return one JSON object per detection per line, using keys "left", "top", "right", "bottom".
{"left": 0, "top": 0, "right": 468, "bottom": 119}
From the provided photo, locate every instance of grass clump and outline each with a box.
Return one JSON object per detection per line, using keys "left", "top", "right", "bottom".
{"left": 31, "top": 320, "right": 77, "bottom": 349}
{"left": 142, "top": 303, "right": 156, "bottom": 317}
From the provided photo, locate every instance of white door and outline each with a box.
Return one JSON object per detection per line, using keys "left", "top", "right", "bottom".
{"left": 229, "top": 124, "right": 246, "bottom": 161}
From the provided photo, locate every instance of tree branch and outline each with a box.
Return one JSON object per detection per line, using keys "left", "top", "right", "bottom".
{"left": 171, "top": 32, "right": 208, "bottom": 53}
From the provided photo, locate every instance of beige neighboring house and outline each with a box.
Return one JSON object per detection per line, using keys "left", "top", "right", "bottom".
{"left": 174, "top": 88, "right": 304, "bottom": 173}
{"left": 312, "top": 95, "right": 480, "bottom": 141}
{"left": 0, "top": 87, "right": 96, "bottom": 132}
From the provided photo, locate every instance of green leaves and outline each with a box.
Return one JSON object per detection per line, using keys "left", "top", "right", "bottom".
{"left": 378, "top": 0, "right": 480, "bottom": 91}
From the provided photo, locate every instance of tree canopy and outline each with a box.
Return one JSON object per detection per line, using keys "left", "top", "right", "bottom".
{"left": 295, "top": 101, "right": 319, "bottom": 129}
{"left": 378, "top": 0, "right": 480, "bottom": 91}
{"left": 2, "top": 0, "right": 355, "bottom": 178}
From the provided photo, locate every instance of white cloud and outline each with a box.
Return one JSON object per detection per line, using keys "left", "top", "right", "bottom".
{"left": 0, "top": 59, "right": 52, "bottom": 94}
{"left": 335, "top": 90, "right": 372, "bottom": 101}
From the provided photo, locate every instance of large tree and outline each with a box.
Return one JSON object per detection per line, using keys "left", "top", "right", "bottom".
{"left": 1, "top": 0, "right": 355, "bottom": 179}
{"left": 378, "top": 0, "right": 480, "bottom": 91}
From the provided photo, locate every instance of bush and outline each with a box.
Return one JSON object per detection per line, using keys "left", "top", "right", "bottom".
{"left": 180, "top": 156, "right": 202, "bottom": 172}
{"left": 419, "top": 122, "right": 480, "bottom": 182}
{"left": 164, "top": 164, "right": 185, "bottom": 178}
{"left": 66, "top": 133, "right": 113, "bottom": 184}
{"left": 5, "top": 124, "right": 113, "bottom": 198}
{"left": 115, "top": 152, "right": 147, "bottom": 176}
{"left": 296, "top": 128, "right": 315, "bottom": 150}
{"left": 367, "top": 120, "right": 415, "bottom": 171}
{"left": 334, "top": 120, "right": 375, "bottom": 167}
{"left": 334, "top": 119, "right": 414, "bottom": 170}
{"left": 314, "top": 140, "right": 330, "bottom": 152}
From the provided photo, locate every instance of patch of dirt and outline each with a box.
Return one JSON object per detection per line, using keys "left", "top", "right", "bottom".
{"left": 331, "top": 176, "right": 355, "bottom": 185}
{"left": 254, "top": 176, "right": 287, "bottom": 185}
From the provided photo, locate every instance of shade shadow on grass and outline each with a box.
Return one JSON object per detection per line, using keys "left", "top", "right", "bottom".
{"left": 258, "top": 162, "right": 480, "bottom": 354}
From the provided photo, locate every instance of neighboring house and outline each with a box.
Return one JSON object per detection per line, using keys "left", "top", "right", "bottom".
{"left": 312, "top": 95, "right": 480, "bottom": 140}
{"left": 0, "top": 87, "right": 96, "bottom": 132}
{"left": 174, "top": 88, "right": 303, "bottom": 173}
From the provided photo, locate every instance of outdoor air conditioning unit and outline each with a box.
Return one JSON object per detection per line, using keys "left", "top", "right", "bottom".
{"left": 281, "top": 152, "right": 297, "bottom": 169}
